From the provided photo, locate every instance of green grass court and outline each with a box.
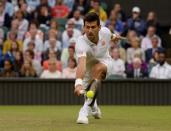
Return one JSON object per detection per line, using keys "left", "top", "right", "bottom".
{"left": 0, "top": 106, "right": 171, "bottom": 131}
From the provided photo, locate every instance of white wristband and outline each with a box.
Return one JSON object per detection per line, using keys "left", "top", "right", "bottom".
{"left": 75, "top": 78, "right": 83, "bottom": 87}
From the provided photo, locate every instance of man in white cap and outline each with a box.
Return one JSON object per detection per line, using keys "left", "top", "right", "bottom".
{"left": 127, "top": 6, "right": 146, "bottom": 36}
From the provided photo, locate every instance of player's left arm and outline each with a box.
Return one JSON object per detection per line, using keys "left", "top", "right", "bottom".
{"left": 111, "top": 33, "right": 122, "bottom": 43}
{"left": 100, "top": 27, "right": 122, "bottom": 44}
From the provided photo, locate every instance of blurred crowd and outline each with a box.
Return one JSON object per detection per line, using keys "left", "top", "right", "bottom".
{"left": 0, "top": 0, "right": 171, "bottom": 79}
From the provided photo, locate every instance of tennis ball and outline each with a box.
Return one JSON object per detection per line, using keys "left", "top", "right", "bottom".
{"left": 86, "top": 90, "right": 94, "bottom": 98}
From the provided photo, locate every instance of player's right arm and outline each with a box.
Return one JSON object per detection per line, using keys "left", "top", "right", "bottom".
{"left": 76, "top": 56, "right": 86, "bottom": 80}
{"left": 74, "top": 37, "right": 88, "bottom": 96}
{"left": 74, "top": 56, "right": 86, "bottom": 96}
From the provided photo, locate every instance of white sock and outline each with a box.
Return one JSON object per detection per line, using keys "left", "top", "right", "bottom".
{"left": 93, "top": 99, "right": 98, "bottom": 109}
{"left": 83, "top": 98, "right": 92, "bottom": 108}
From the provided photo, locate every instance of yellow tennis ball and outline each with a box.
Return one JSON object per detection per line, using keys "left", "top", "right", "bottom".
{"left": 86, "top": 90, "right": 94, "bottom": 98}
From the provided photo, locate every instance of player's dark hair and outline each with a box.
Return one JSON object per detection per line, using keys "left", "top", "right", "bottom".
{"left": 84, "top": 12, "right": 100, "bottom": 26}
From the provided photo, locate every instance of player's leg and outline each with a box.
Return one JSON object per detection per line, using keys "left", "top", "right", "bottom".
{"left": 92, "top": 62, "right": 107, "bottom": 80}
{"left": 85, "top": 63, "right": 107, "bottom": 118}
{"left": 76, "top": 73, "right": 92, "bottom": 124}
{"left": 77, "top": 63, "right": 107, "bottom": 123}
{"left": 87, "top": 63, "right": 107, "bottom": 105}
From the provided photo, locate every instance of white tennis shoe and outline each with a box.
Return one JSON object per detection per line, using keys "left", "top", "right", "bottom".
{"left": 76, "top": 106, "right": 91, "bottom": 124}
{"left": 91, "top": 107, "right": 102, "bottom": 119}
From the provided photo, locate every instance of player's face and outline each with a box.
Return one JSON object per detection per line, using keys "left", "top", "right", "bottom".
{"left": 84, "top": 21, "right": 101, "bottom": 43}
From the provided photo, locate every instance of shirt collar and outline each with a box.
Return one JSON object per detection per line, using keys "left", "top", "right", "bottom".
{"left": 83, "top": 34, "right": 95, "bottom": 46}
{"left": 157, "top": 62, "right": 168, "bottom": 68}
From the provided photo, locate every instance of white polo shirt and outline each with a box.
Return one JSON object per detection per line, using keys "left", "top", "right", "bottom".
{"left": 40, "top": 70, "right": 62, "bottom": 78}
{"left": 150, "top": 62, "right": 171, "bottom": 79}
{"left": 75, "top": 27, "right": 113, "bottom": 87}
{"left": 112, "top": 58, "right": 125, "bottom": 77}
{"left": 75, "top": 27, "right": 112, "bottom": 70}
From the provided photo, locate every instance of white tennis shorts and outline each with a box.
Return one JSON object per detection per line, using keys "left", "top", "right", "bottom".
{"left": 83, "top": 56, "right": 113, "bottom": 88}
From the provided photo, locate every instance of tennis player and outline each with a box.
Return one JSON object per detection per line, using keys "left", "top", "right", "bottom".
{"left": 74, "top": 12, "right": 120, "bottom": 124}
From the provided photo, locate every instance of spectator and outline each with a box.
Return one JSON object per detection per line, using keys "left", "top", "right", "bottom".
{"left": 23, "top": 21, "right": 44, "bottom": 53}
{"left": 89, "top": 0, "right": 107, "bottom": 23}
{"left": 0, "top": 28, "right": 4, "bottom": 48}
{"left": 70, "top": 10, "right": 84, "bottom": 31}
{"left": 62, "top": 19, "right": 81, "bottom": 48}
{"left": 20, "top": 59, "right": 37, "bottom": 77}
{"left": 0, "top": 1, "right": 11, "bottom": 28}
{"left": 26, "top": 0, "right": 40, "bottom": 12}
{"left": 64, "top": 0, "right": 75, "bottom": 12}
{"left": 127, "top": 37, "right": 145, "bottom": 64}
{"left": 148, "top": 50, "right": 159, "bottom": 73}
{"left": 25, "top": 20, "right": 44, "bottom": 40}
{"left": 12, "top": 0, "right": 17, "bottom": 8}
{"left": 62, "top": 58, "right": 77, "bottom": 78}
{"left": 20, "top": 1, "right": 33, "bottom": 21}
{"left": 3, "top": 31, "right": 23, "bottom": 54}
{"left": 112, "top": 3, "right": 126, "bottom": 22}
{"left": 127, "top": 6, "right": 146, "bottom": 36}
{"left": 24, "top": 49, "right": 42, "bottom": 76}
{"left": 0, "top": 47, "right": 3, "bottom": 69}
{"left": 150, "top": 48, "right": 171, "bottom": 79}
{"left": 27, "top": 41, "right": 42, "bottom": 62}
{"left": 42, "top": 50, "right": 62, "bottom": 72}
{"left": 48, "top": 0, "right": 56, "bottom": 7}
{"left": 36, "top": 0, "right": 50, "bottom": 11}
{"left": 44, "top": 29, "right": 62, "bottom": 53}
{"left": 61, "top": 43, "right": 76, "bottom": 68}
{"left": 126, "top": 57, "right": 148, "bottom": 78}
{"left": 49, "top": 19, "right": 59, "bottom": 30}
{"left": 109, "top": 40, "right": 126, "bottom": 62}
{"left": 13, "top": 51, "right": 23, "bottom": 73}
{"left": 14, "top": 0, "right": 26, "bottom": 11}
{"left": 62, "top": 28, "right": 74, "bottom": 48}
{"left": 36, "top": 0, "right": 51, "bottom": 27}
{"left": 71, "top": 0, "right": 90, "bottom": 16}
{"left": 146, "top": 11, "right": 161, "bottom": 35}
{"left": 0, "top": 59, "right": 18, "bottom": 77}
{"left": 141, "top": 25, "right": 161, "bottom": 51}
{"left": 27, "top": 41, "right": 35, "bottom": 51}
{"left": 51, "top": 0, "right": 69, "bottom": 19}
{"left": 4, "top": 40, "right": 20, "bottom": 64}
{"left": 15, "top": 10, "right": 29, "bottom": 40}
{"left": 120, "top": 30, "right": 137, "bottom": 50}
{"left": 14, "top": 0, "right": 33, "bottom": 21}
{"left": 49, "top": 19, "right": 62, "bottom": 41}
{"left": 8, "top": 19, "right": 19, "bottom": 38}
{"left": 40, "top": 58, "right": 62, "bottom": 78}
{"left": 3, "top": 0, "right": 14, "bottom": 17}
{"left": 145, "top": 36, "right": 161, "bottom": 62}
{"left": 105, "top": 10, "right": 124, "bottom": 34}
{"left": 37, "top": 5, "right": 51, "bottom": 26}
{"left": 110, "top": 48, "right": 125, "bottom": 77}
